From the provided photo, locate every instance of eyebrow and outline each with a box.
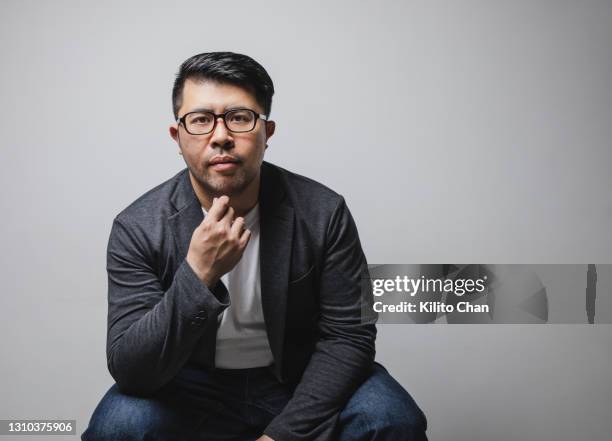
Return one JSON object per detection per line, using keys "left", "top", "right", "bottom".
{"left": 187, "top": 105, "right": 251, "bottom": 114}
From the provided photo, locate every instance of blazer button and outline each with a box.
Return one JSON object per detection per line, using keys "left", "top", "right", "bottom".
{"left": 190, "top": 310, "right": 207, "bottom": 326}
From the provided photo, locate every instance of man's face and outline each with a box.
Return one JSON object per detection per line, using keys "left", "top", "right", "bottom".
{"left": 170, "top": 79, "right": 275, "bottom": 199}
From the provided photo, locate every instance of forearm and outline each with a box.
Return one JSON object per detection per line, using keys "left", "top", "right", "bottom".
{"left": 107, "top": 259, "right": 229, "bottom": 396}
{"left": 265, "top": 196, "right": 377, "bottom": 440}
{"left": 264, "top": 324, "right": 376, "bottom": 441}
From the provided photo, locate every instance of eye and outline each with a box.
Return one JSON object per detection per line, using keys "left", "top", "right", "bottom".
{"left": 188, "top": 113, "right": 213, "bottom": 125}
{"left": 228, "top": 110, "right": 253, "bottom": 124}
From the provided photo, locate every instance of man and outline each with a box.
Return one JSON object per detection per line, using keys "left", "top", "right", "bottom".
{"left": 82, "top": 52, "right": 428, "bottom": 441}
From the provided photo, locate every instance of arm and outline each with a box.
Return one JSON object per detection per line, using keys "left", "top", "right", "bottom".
{"left": 106, "top": 196, "right": 250, "bottom": 396}
{"left": 105, "top": 216, "right": 229, "bottom": 396}
{"left": 264, "top": 197, "right": 378, "bottom": 441}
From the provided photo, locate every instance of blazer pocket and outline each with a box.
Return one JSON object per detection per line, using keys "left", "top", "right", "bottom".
{"left": 287, "top": 264, "right": 318, "bottom": 330}
{"left": 289, "top": 264, "right": 315, "bottom": 285}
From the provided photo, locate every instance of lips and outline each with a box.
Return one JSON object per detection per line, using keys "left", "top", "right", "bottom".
{"left": 209, "top": 156, "right": 240, "bottom": 166}
{"left": 208, "top": 156, "right": 240, "bottom": 173}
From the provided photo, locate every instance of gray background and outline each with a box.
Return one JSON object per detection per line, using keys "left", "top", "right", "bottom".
{"left": 1, "top": 0, "right": 611, "bottom": 440}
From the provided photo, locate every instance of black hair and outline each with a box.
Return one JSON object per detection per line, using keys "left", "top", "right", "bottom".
{"left": 172, "top": 52, "right": 274, "bottom": 120}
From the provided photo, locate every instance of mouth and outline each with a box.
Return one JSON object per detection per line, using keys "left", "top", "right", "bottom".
{"left": 208, "top": 156, "right": 240, "bottom": 172}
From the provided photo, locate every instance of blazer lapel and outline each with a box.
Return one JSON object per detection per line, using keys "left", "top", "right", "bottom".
{"left": 167, "top": 169, "right": 216, "bottom": 366}
{"left": 168, "top": 169, "right": 204, "bottom": 265}
{"left": 165, "top": 165, "right": 294, "bottom": 373}
{"left": 259, "top": 162, "right": 294, "bottom": 377}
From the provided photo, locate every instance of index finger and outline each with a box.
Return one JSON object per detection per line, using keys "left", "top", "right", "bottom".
{"left": 207, "top": 195, "right": 230, "bottom": 222}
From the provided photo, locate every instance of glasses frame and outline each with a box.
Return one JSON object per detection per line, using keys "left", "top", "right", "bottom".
{"left": 177, "top": 108, "right": 269, "bottom": 135}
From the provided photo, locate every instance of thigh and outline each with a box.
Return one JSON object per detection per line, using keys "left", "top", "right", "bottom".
{"left": 241, "top": 367, "right": 294, "bottom": 432}
{"left": 337, "top": 362, "right": 428, "bottom": 441}
{"left": 81, "top": 383, "right": 203, "bottom": 441}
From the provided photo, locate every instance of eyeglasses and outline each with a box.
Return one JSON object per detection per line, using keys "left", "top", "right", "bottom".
{"left": 177, "top": 108, "right": 268, "bottom": 135}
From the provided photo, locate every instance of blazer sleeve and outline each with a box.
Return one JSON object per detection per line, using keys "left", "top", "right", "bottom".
{"left": 264, "top": 197, "right": 378, "bottom": 441}
{"left": 105, "top": 216, "right": 230, "bottom": 396}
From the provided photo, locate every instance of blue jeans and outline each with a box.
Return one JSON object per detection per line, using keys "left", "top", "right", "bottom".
{"left": 81, "top": 362, "right": 427, "bottom": 441}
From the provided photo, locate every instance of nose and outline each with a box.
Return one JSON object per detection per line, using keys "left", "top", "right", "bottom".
{"left": 210, "top": 117, "right": 234, "bottom": 150}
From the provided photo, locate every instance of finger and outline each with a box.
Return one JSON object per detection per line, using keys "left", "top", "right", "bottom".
{"left": 238, "top": 228, "right": 251, "bottom": 249}
{"left": 207, "top": 195, "right": 230, "bottom": 222}
{"left": 230, "top": 216, "right": 245, "bottom": 238}
{"left": 220, "top": 206, "right": 235, "bottom": 228}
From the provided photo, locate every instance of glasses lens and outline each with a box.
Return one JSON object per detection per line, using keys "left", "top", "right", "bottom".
{"left": 226, "top": 109, "right": 256, "bottom": 132}
{"left": 185, "top": 112, "right": 214, "bottom": 134}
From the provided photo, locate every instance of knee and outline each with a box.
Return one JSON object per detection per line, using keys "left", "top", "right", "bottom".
{"left": 81, "top": 384, "right": 175, "bottom": 441}
{"left": 339, "top": 364, "right": 428, "bottom": 440}
{"left": 346, "top": 397, "right": 427, "bottom": 440}
{"left": 368, "top": 398, "right": 427, "bottom": 438}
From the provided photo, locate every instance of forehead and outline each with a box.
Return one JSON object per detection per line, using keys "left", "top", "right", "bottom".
{"left": 180, "top": 79, "right": 260, "bottom": 113}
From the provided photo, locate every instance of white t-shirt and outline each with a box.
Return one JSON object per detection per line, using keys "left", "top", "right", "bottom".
{"left": 201, "top": 203, "right": 274, "bottom": 369}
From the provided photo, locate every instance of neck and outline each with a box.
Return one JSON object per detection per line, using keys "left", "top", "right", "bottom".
{"left": 190, "top": 172, "right": 260, "bottom": 217}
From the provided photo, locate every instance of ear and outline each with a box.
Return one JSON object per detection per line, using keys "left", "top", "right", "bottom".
{"left": 169, "top": 123, "right": 179, "bottom": 143}
{"left": 265, "top": 120, "right": 276, "bottom": 140}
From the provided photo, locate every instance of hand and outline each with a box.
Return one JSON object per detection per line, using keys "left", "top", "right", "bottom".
{"left": 256, "top": 436, "right": 275, "bottom": 441}
{"left": 186, "top": 195, "right": 251, "bottom": 287}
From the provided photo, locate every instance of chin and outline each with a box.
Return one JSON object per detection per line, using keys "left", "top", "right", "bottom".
{"left": 204, "top": 176, "right": 249, "bottom": 197}
{"left": 191, "top": 165, "right": 257, "bottom": 198}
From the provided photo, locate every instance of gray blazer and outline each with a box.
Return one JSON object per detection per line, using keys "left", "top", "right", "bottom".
{"left": 106, "top": 161, "right": 377, "bottom": 441}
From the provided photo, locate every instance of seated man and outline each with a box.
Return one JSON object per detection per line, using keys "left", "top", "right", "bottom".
{"left": 82, "top": 52, "right": 428, "bottom": 441}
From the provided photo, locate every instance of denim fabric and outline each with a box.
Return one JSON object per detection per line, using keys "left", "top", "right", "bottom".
{"left": 82, "top": 362, "right": 427, "bottom": 441}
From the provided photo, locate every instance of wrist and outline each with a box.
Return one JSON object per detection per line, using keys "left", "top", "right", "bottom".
{"left": 185, "top": 257, "right": 219, "bottom": 288}
{"left": 201, "top": 273, "right": 220, "bottom": 289}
